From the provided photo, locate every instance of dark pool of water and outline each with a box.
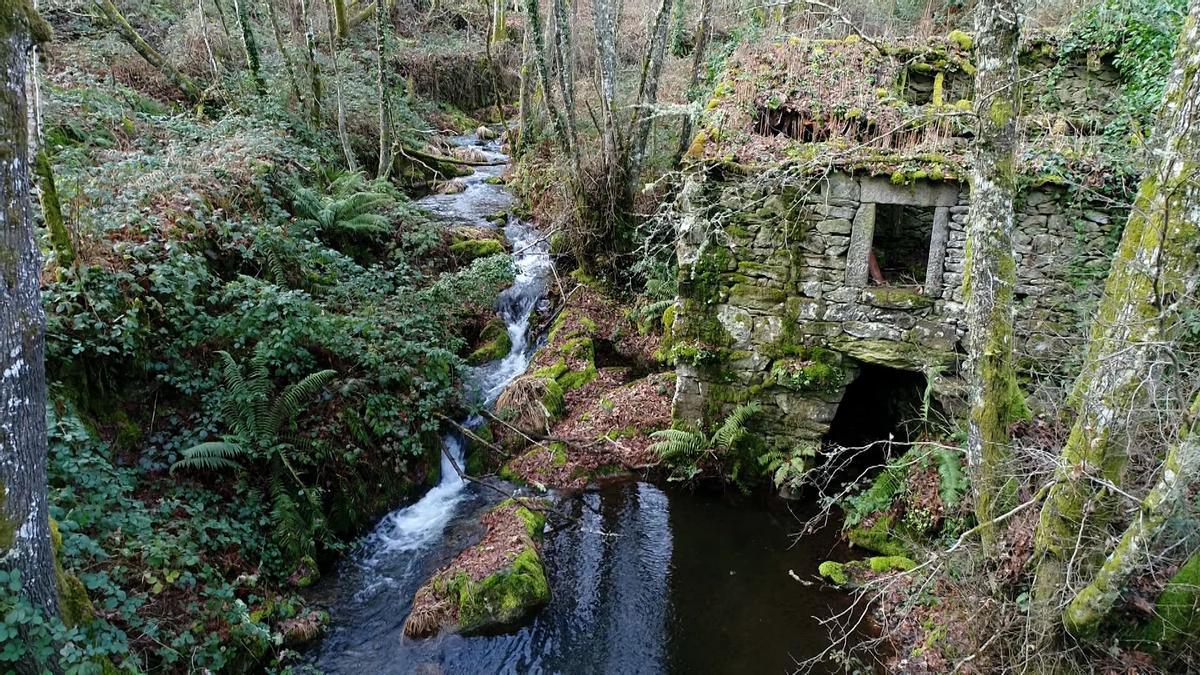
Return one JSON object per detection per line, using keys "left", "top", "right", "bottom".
{"left": 307, "top": 480, "right": 862, "bottom": 674}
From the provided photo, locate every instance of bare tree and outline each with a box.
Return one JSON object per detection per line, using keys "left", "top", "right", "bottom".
{"left": 92, "top": 0, "right": 204, "bottom": 101}
{"left": 675, "top": 0, "right": 713, "bottom": 161}
{"left": 0, "top": 0, "right": 59, "bottom": 627}
{"left": 963, "top": 0, "right": 1024, "bottom": 551}
{"left": 375, "top": 0, "right": 392, "bottom": 178}
{"left": 325, "top": 0, "right": 358, "bottom": 171}
{"left": 299, "top": 0, "right": 322, "bottom": 125}
{"left": 266, "top": 0, "right": 304, "bottom": 106}
{"left": 624, "top": 0, "right": 676, "bottom": 202}
{"left": 1031, "top": 0, "right": 1200, "bottom": 638}
{"left": 232, "top": 0, "right": 265, "bottom": 92}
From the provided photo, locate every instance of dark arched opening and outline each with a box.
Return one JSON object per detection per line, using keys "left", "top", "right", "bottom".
{"left": 825, "top": 362, "right": 928, "bottom": 449}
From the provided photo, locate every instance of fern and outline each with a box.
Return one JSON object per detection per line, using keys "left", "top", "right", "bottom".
{"left": 844, "top": 460, "right": 908, "bottom": 527}
{"left": 171, "top": 440, "right": 248, "bottom": 473}
{"left": 934, "top": 447, "right": 968, "bottom": 509}
{"left": 648, "top": 428, "right": 708, "bottom": 463}
{"left": 712, "top": 402, "right": 761, "bottom": 450}
{"left": 290, "top": 170, "right": 396, "bottom": 241}
{"left": 649, "top": 402, "right": 763, "bottom": 482}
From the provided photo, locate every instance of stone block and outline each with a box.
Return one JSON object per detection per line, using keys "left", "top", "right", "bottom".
{"left": 859, "top": 176, "right": 960, "bottom": 206}
{"left": 817, "top": 218, "right": 853, "bottom": 235}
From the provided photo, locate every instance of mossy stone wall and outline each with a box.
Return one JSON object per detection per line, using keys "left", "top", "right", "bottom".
{"left": 671, "top": 170, "right": 1126, "bottom": 446}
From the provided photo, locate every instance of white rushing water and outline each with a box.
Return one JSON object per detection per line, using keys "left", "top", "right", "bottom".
{"left": 360, "top": 136, "right": 550, "bottom": 561}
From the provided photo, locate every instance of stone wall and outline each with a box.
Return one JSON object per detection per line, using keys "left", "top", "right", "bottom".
{"left": 669, "top": 171, "right": 1127, "bottom": 448}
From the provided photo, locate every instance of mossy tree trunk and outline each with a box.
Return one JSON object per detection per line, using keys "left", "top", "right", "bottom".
{"left": 33, "top": 151, "right": 72, "bottom": 267}
{"left": 523, "top": 0, "right": 570, "bottom": 155}
{"left": 515, "top": 21, "right": 532, "bottom": 155}
{"left": 266, "top": 0, "right": 303, "bottom": 106}
{"left": 489, "top": 0, "right": 506, "bottom": 44}
{"left": 624, "top": 0, "right": 676, "bottom": 205}
{"left": 231, "top": 0, "right": 264, "bottom": 93}
{"left": 332, "top": 0, "right": 349, "bottom": 38}
{"left": 552, "top": 0, "right": 579, "bottom": 166}
{"left": 592, "top": 0, "right": 619, "bottom": 172}
{"left": 92, "top": 0, "right": 204, "bottom": 101}
{"left": 0, "top": 0, "right": 59, "bottom": 628}
{"left": 324, "top": 0, "right": 358, "bottom": 172}
{"left": 1063, "top": 393, "right": 1200, "bottom": 635}
{"left": 375, "top": 0, "right": 391, "bottom": 178}
{"left": 1031, "top": 0, "right": 1200, "bottom": 639}
{"left": 963, "top": 0, "right": 1024, "bottom": 552}
{"left": 675, "top": 0, "right": 712, "bottom": 162}
{"left": 299, "top": 0, "right": 322, "bottom": 125}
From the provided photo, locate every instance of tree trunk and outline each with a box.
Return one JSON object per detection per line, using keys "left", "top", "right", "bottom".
{"left": 523, "top": 0, "right": 570, "bottom": 154}
{"left": 267, "top": 0, "right": 303, "bottom": 106}
{"left": 490, "top": 0, "right": 506, "bottom": 43}
{"left": 231, "top": 0, "right": 265, "bottom": 93}
{"left": 375, "top": 0, "right": 391, "bottom": 178}
{"left": 299, "top": 0, "right": 322, "bottom": 125}
{"left": 333, "top": 0, "right": 349, "bottom": 38}
{"left": 33, "top": 151, "right": 72, "bottom": 268}
{"left": 592, "top": 0, "right": 619, "bottom": 171}
{"left": 624, "top": 0, "right": 675, "bottom": 203}
{"left": 0, "top": 0, "right": 59, "bottom": 627}
{"left": 92, "top": 0, "right": 204, "bottom": 101}
{"left": 325, "top": 0, "right": 358, "bottom": 171}
{"left": 1031, "top": 0, "right": 1200, "bottom": 635}
{"left": 515, "top": 21, "right": 532, "bottom": 155}
{"left": 552, "top": 0, "right": 578, "bottom": 165}
{"left": 1063, "top": 393, "right": 1200, "bottom": 635}
{"left": 675, "top": 0, "right": 712, "bottom": 161}
{"left": 962, "top": 0, "right": 1024, "bottom": 552}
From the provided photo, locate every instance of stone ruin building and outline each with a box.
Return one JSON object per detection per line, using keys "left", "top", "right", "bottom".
{"left": 667, "top": 32, "right": 1136, "bottom": 451}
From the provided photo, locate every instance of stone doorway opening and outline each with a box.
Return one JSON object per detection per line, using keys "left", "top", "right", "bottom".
{"left": 824, "top": 362, "right": 927, "bottom": 451}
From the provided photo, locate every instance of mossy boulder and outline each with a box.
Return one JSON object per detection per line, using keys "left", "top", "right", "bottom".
{"left": 818, "top": 555, "right": 915, "bottom": 587}
{"left": 468, "top": 319, "right": 513, "bottom": 364}
{"left": 404, "top": 501, "right": 550, "bottom": 638}
{"left": 450, "top": 238, "right": 507, "bottom": 262}
{"left": 848, "top": 515, "right": 911, "bottom": 557}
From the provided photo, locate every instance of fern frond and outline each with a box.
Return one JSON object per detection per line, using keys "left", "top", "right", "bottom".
{"left": 170, "top": 440, "right": 248, "bottom": 474}
{"left": 934, "top": 447, "right": 967, "bottom": 509}
{"left": 712, "top": 402, "right": 762, "bottom": 450}
{"left": 649, "top": 428, "right": 709, "bottom": 462}
{"left": 267, "top": 369, "right": 337, "bottom": 436}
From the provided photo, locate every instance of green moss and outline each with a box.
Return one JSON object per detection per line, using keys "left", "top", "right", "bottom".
{"left": 818, "top": 561, "right": 848, "bottom": 585}
{"left": 947, "top": 30, "right": 973, "bottom": 50}
{"left": 450, "top": 238, "right": 506, "bottom": 262}
{"left": 514, "top": 505, "right": 546, "bottom": 538}
{"left": 0, "top": 0, "right": 52, "bottom": 43}
{"left": 868, "top": 555, "right": 915, "bottom": 573}
{"left": 770, "top": 349, "right": 845, "bottom": 393}
{"left": 860, "top": 286, "right": 935, "bottom": 310}
{"left": 35, "top": 151, "right": 73, "bottom": 268}
{"left": 451, "top": 547, "right": 550, "bottom": 634}
{"left": 540, "top": 378, "right": 565, "bottom": 417}
{"left": 848, "top": 516, "right": 910, "bottom": 557}
{"left": 1141, "top": 551, "right": 1200, "bottom": 644}
{"left": 50, "top": 519, "right": 95, "bottom": 628}
{"left": 728, "top": 283, "right": 786, "bottom": 306}
{"left": 468, "top": 319, "right": 512, "bottom": 365}
{"left": 0, "top": 482, "right": 14, "bottom": 551}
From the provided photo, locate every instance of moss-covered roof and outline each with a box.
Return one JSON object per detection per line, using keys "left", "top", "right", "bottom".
{"left": 687, "top": 32, "right": 1140, "bottom": 193}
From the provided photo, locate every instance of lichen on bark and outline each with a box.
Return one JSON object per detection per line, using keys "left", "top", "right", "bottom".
{"left": 1031, "top": 2, "right": 1200, "bottom": 638}
{"left": 962, "top": 0, "right": 1024, "bottom": 551}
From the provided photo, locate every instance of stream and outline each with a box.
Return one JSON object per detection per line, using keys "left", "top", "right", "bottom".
{"left": 307, "top": 136, "right": 862, "bottom": 674}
